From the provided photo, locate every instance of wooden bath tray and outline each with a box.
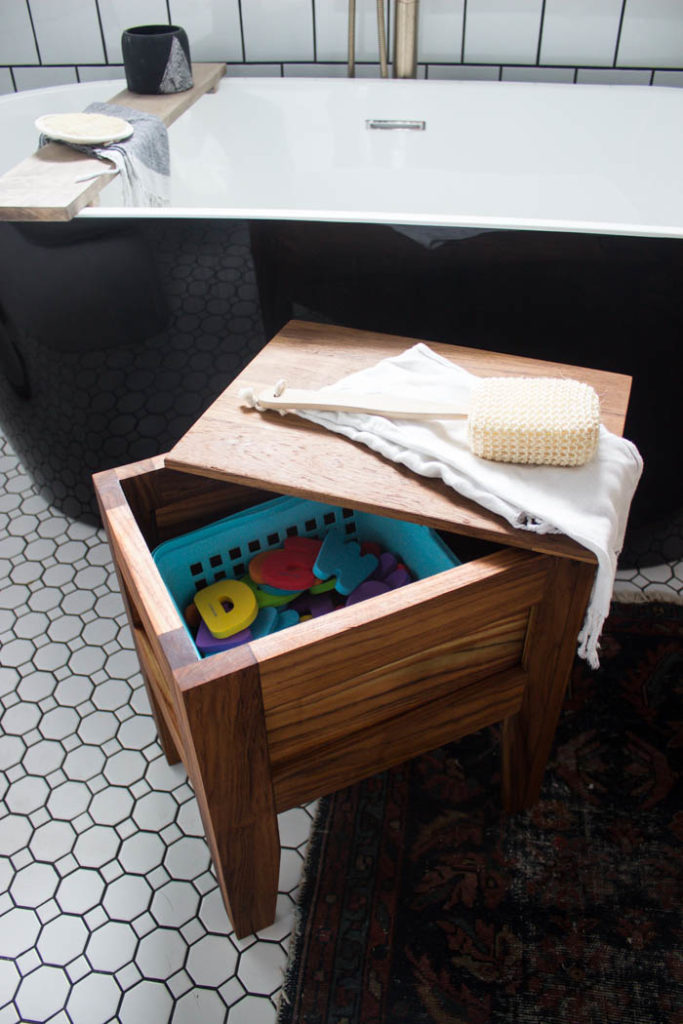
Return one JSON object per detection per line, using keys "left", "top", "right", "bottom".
{"left": 93, "top": 321, "right": 634, "bottom": 938}
{"left": 0, "top": 62, "right": 225, "bottom": 223}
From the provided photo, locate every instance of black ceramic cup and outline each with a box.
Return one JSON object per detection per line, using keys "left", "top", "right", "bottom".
{"left": 121, "top": 25, "right": 193, "bottom": 95}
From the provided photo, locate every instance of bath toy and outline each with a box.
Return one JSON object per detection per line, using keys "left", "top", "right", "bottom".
{"left": 247, "top": 551, "right": 276, "bottom": 584}
{"left": 184, "top": 603, "right": 201, "bottom": 629}
{"left": 371, "top": 551, "right": 398, "bottom": 580}
{"left": 283, "top": 535, "right": 322, "bottom": 561}
{"left": 309, "top": 576, "right": 337, "bottom": 594}
{"left": 384, "top": 565, "right": 412, "bottom": 589}
{"left": 345, "top": 580, "right": 391, "bottom": 606}
{"left": 313, "top": 529, "right": 378, "bottom": 595}
{"left": 194, "top": 578, "right": 258, "bottom": 638}
{"left": 196, "top": 620, "right": 251, "bottom": 655}
{"left": 361, "top": 541, "right": 383, "bottom": 557}
{"left": 241, "top": 575, "right": 300, "bottom": 608}
{"left": 290, "top": 592, "right": 336, "bottom": 618}
{"left": 250, "top": 549, "right": 317, "bottom": 591}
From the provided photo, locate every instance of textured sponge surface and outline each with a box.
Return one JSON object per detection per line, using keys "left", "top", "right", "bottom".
{"left": 467, "top": 376, "right": 600, "bottom": 466}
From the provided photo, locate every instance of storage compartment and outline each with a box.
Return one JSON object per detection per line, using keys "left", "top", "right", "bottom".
{"left": 152, "top": 493, "right": 460, "bottom": 658}
{"left": 94, "top": 320, "right": 609, "bottom": 937}
{"left": 99, "top": 458, "right": 550, "bottom": 814}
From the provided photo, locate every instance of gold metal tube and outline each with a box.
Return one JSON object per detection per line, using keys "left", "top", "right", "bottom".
{"left": 377, "top": 0, "right": 389, "bottom": 78}
{"left": 393, "top": 0, "right": 419, "bottom": 79}
{"left": 348, "top": 0, "right": 356, "bottom": 78}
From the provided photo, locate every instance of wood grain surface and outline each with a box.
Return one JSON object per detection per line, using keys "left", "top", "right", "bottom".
{"left": 166, "top": 320, "right": 631, "bottom": 562}
{"left": 0, "top": 62, "right": 225, "bottom": 221}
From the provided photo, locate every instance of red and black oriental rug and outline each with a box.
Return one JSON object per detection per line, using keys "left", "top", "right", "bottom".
{"left": 277, "top": 603, "right": 683, "bottom": 1024}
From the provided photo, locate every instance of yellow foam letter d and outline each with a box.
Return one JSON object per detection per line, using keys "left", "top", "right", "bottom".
{"left": 193, "top": 579, "right": 258, "bottom": 639}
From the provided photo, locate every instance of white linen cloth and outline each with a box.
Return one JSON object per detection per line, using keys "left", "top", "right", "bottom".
{"left": 281, "top": 344, "right": 643, "bottom": 668}
{"left": 40, "top": 102, "right": 170, "bottom": 207}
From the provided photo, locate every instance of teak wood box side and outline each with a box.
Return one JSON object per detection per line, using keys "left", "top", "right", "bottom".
{"left": 93, "top": 454, "right": 595, "bottom": 937}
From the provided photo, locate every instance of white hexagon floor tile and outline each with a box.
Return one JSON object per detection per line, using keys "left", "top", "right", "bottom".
{"left": 0, "top": 429, "right": 320, "bottom": 1024}
{"left": 1, "top": 406, "right": 681, "bottom": 1024}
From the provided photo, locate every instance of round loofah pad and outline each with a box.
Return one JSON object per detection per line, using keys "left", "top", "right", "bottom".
{"left": 467, "top": 376, "right": 600, "bottom": 467}
{"left": 35, "top": 112, "right": 133, "bottom": 146}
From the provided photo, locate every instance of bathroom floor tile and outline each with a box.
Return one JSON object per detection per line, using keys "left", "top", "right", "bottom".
{"left": 0, "top": 403, "right": 680, "bottom": 1024}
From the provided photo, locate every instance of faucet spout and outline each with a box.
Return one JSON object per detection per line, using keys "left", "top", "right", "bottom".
{"left": 393, "top": 0, "right": 419, "bottom": 78}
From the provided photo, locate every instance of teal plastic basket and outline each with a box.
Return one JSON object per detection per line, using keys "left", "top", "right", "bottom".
{"left": 152, "top": 494, "right": 460, "bottom": 657}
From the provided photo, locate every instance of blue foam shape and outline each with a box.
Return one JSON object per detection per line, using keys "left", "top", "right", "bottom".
{"left": 274, "top": 609, "right": 300, "bottom": 631}
{"left": 250, "top": 606, "right": 280, "bottom": 639}
{"left": 313, "top": 529, "right": 378, "bottom": 596}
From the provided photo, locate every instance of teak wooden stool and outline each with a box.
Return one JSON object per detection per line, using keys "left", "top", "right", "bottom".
{"left": 93, "top": 320, "right": 632, "bottom": 938}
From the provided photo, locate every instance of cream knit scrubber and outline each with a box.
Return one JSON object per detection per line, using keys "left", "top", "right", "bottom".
{"left": 242, "top": 374, "right": 601, "bottom": 468}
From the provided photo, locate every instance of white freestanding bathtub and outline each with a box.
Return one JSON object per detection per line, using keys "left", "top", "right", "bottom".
{"left": 0, "top": 75, "right": 681, "bottom": 547}
{"left": 0, "top": 75, "right": 681, "bottom": 238}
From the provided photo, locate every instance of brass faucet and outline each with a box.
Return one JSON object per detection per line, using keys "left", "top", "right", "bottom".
{"left": 348, "top": 1, "right": 419, "bottom": 80}
{"left": 393, "top": 0, "right": 419, "bottom": 78}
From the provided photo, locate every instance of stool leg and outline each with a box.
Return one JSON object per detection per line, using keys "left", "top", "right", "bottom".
{"left": 175, "top": 650, "right": 280, "bottom": 938}
{"left": 501, "top": 557, "right": 595, "bottom": 813}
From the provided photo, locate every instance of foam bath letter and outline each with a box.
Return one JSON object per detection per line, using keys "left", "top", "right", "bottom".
{"left": 194, "top": 579, "right": 258, "bottom": 638}
{"left": 252, "top": 550, "right": 317, "bottom": 591}
{"left": 313, "top": 529, "right": 378, "bottom": 595}
{"left": 196, "top": 620, "right": 252, "bottom": 654}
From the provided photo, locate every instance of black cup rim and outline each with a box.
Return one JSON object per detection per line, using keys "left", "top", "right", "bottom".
{"left": 123, "top": 25, "right": 184, "bottom": 37}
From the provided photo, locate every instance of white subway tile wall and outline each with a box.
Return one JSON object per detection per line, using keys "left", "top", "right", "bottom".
{"left": 242, "top": 0, "right": 315, "bottom": 63}
{"left": 501, "top": 64, "right": 575, "bottom": 82}
{"left": 28, "top": 0, "right": 105, "bottom": 65}
{"left": 316, "top": 0, "right": 389, "bottom": 63}
{"left": 0, "top": 68, "right": 15, "bottom": 94}
{"left": 540, "top": 0, "right": 623, "bottom": 67}
{"left": 12, "top": 66, "right": 79, "bottom": 91}
{"left": 576, "top": 66, "right": 652, "bottom": 85}
{"left": 0, "top": 0, "right": 39, "bottom": 65}
{"left": 419, "top": 0, "right": 466, "bottom": 64}
{"left": 0, "top": 0, "right": 681, "bottom": 90}
{"left": 464, "top": 0, "right": 545, "bottom": 65}
{"left": 427, "top": 63, "right": 499, "bottom": 80}
{"left": 617, "top": 0, "right": 683, "bottom": 67}
{"left": 97, "top": 0, "right": 170, "bottom": 64}
{"left": 170, "top": 0, "right": 243, "bottom": 63}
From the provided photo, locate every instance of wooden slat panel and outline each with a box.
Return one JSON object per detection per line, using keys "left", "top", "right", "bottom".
{"left": 257, "top": 548, "right": 549, "bottom": 711}
{"left": 0, "top": 63, "right": 225, "bottom": 222}
{"left": 272, "top": 667, "right": 526, "bottom": 810}
{"left": 267, "top": 611, "right": 527, "bottom": 770}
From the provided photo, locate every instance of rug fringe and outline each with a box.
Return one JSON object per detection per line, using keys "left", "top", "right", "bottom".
{"left": 275, "top": 797, "right": 333, "bottom": 1023}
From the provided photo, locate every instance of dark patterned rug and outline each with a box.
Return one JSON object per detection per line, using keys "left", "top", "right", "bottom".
{"left": 277, "top": 603, "right": 683, "bottom": 1024}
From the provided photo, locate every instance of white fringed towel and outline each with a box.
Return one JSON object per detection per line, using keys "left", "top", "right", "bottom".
{"left": 288, "top": 344, "right": 643, "bottom": 668}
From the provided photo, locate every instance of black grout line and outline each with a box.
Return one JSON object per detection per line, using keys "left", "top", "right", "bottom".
{"left": 614, "top": 0, "right": 628, "bottom": 67}
{"left": 237, "top": 0, "right": 247, "bottom": 64}
{"left": 460, "top": 0, "right": 468, "bottom": 64}
{"left": 4, "top": 59, "right": 680, "bottom": 73}
{"left": 93, "top": 1, "right": 109, "bottom": 64}
{"left": 311, "top": 0, "right": 317, "bottom": 63}
{"left": 535, "top": 0, "right": 548, "bottom": 66}
{"left": 24, "top": 0, "right": 42, "bottom": 65}
{"left": 166, "top": 0, "right": 173, "bottom": 26}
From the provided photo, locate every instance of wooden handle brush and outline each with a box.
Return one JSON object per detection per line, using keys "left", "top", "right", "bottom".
{"left": 244, "top": 376, "right": 601, "bottom": 467}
